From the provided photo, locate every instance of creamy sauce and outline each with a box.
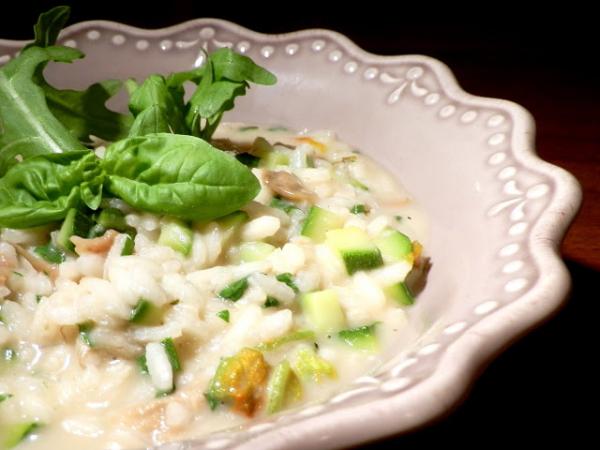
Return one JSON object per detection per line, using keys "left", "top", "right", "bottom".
{"left": 0, "top": 123, "right": 427, "bottom": 449}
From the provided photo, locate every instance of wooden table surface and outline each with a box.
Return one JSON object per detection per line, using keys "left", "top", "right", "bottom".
{"left": 4, "top": 3, "right": 598, "bottom": 447}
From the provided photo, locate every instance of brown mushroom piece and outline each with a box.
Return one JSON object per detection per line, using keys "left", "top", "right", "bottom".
{"left": 210, "top": 138, "right": 254, "bottom": 154}
{"left": 70, "top": 230, "right": 118, "bottom": 255}
{"left": 263, "top": 170, "right": 317, "bottom": 203}
{"left": 14, "top": 244, "right": 59, "bottom": 280}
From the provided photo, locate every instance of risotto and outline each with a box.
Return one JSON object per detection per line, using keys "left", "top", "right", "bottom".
{"left": 0, "top": 6, "right": 428, "bottom": 448}
{"left": 0, "top": 123, "right": 427, "bottom": 449}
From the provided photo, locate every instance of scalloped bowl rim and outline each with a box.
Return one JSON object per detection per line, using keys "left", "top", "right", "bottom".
{"left": 0, "top": 18, "right": 582, "bottom": 450}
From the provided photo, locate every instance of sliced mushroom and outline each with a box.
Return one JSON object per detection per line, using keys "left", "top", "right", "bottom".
{"left": 14, "top": 244, "right": 59, "bottom": 279}
{"left": 210, "top": 138, "right": 254, "bottom": 154}
{"left": 263, "top": 170, "right": 316, "bottom": 202}
{"left": 70, "top": 230, "right": 118, "bottom": 255}
{"left": 272, "top": 141, "right": 296, "bottom": 150}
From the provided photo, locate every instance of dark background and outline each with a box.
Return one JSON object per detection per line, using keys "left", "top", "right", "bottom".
{"left": 3, "top": 1, "right": 598, "bottom": 447}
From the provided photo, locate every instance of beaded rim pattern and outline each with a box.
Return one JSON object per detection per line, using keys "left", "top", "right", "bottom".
{"left": 0, "top": 19, "right": 582, "bottom": 450}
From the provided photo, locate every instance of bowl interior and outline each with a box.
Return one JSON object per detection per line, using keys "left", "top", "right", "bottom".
{"left": 0, "top": 21, "right": 564, "bottom": 449}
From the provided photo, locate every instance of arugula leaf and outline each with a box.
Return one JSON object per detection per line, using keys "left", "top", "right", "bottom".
{"left": 181, "top": 48, "right": 276, "bottom": 140}
{"left": 0, "top": 46, "right": 86, "bottom": 175}
{"left": 128, "top": 75, "right": 187, "bottom": 136}
{"left": 187, "top": 80, "right": 247, "bottom": 135}
{"left": 209, "top": 48, "right": 277, "bottom": 85}
{"left": 24, "top": 5, "right": 70, "bottom": 50}
{"left": 21, "top": 6, "right": 134, "bottom": 143}
{"left": 102, "top": 133, "right": 260, "bottom": 221}
{"left": 165, "top": 67, "right": 204, "bottom": 87}
{"left": 39, "top": 79, "right": 133, "bottom": 143}
{"left": 0, "top": 151, "right": 103, "bottom": 229}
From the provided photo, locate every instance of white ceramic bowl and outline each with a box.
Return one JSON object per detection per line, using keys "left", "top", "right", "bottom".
{"left": 0, "top": 20, "right": 581, "bottom": 450}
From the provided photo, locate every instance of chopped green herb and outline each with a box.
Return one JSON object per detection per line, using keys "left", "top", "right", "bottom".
{"left": 349, "top": 178, "right": 369, "bottom": 191}
{"left": 268, "top": 126, "right": 289, "bottom": 132}
{"left": 350, "top": 204, "right": 369, "bottom": 215}
{"left": 121, "top": 234, "right": 135, "bottom": 256}
{"left": 270, "top": 196, "right": 299, "bottom": 214}
{"left": 218, "top": 277, "right": 249, "bottom": 301}
{"left": 235, "top": 152, "right": 261, "bottom": 168}
{"left": 34, "top": 243, "right": 66, "bottom": 264}
{"left": 2, "top": 348, "right": 17, "bottom": 361}
{"left": 136, "top": 354, "right": 149, "bottom": 374}
{"left": 395, "top": 215, "right": 403, "bottom": 222}
{"left": 239, "top": 126, "right": 258, "bottom": 131}
{"left": 35, "top": 295, "right": 42, "bottom": 303}
{"left": 264, "top": 296, "right": 280, "bottom": 308}
{"left": 78, "top": 322, "right": 95, "bottom": 347}
{"left": 204, "top": 392, "right": 220, "bottom": 410}
{"left": 129, "top": 299, "right": 162, "bottom": 325}
{"left": 217, "top": 310, "right": 230, "bottom": 323}
{"left": 276, "top": 273, "right": 299, "bottom": 293}
{"left": 161, "top": 338, "right": 181, "bottom": 372}
{"left": 12, "top": 271, "right": 23, "bottom": 277}
{"left": 0, "top": 393, "right": 12, "bottom": 403}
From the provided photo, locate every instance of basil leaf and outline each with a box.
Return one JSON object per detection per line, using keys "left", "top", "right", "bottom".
{"left": 24, "top": 5, "right": 70, "bottom": 50}
{"left": 0, "top": 46, "right": 87, "bottom": 175}
{"left": 128, "top": 105, "right": 171, "bottom": 136}
{"left": 39, "top": 79, "right": 133, "bottom": 143}
{"left": 128, "top": 75, "right": 187, "bottom": 135}
{"left": 0, "top": 151, "right": 102, "bottom": 229}
{"left": 210, "top": 48, "right": 277, "bottom": 85}
{"left": 102, "top": 133, "right": 260, "bottom": 221}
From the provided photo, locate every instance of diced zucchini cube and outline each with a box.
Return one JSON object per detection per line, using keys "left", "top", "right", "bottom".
{"left": 374, "top": 228, "right": 413, "bottom": 263}
{"left": 158, "top": 219, "right": 193, "bottom": 256}
{"left": 301, "top": 206, "right": 344, "bottom": 243}
{"left": 300, "top": 289, "right": 346, "bottom": 333}
{"left": 384, "top": 282, "right": 415, "bottom": 306}
{"left": 326, "top": 227, "right": 383, "bottom": 274}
